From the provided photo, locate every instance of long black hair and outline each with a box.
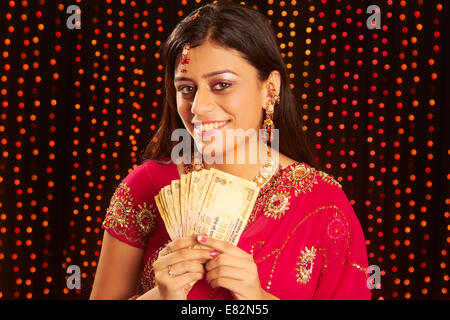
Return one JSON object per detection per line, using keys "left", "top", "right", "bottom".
{"left": 140, "top": 0, "right": 315, "bottom": 166}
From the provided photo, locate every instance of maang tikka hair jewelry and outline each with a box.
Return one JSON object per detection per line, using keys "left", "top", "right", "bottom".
{"left": 180, "top": 43, "right": 191, "bottom": 73}
{"left": 180, "top": 11, "right": 200, "bottom": 73}
{"left": 190, "top": 10, "right": 200, "bottom": 20}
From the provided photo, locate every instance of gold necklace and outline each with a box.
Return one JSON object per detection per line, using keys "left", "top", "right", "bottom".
{"left": 252, "top": 158, "right": 281, "bottom": 187}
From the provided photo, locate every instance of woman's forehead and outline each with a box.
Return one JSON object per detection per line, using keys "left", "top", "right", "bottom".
{"left": 174, "top": 41, "right": 252, "bottom": 78}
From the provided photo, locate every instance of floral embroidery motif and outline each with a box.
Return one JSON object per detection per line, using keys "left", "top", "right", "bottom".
{"left": 291, "top": 163, "right": 311, "bottom": 180}
{"left": 295, "top": 246, "right": 317, "bottom": 285}
{"left": 136, "top": 202, "right": 157, "bottom": 236}
{"left": 326, "top": 211, "right": 347, "bottom": 241}
{"left": 102, "top": 182, "right": 133, "bottom": 235}
{"left": 102, "top": 182, "right": 155, "bottom": 247}
{"left": 254, "top": 205, "right": 349, "bottom": 290}
{"left": 264, "top": 191, "right": 291, "bottom": 219}
{"left": 286, "top": 163, "right": 319, "bottom": 197}
{"left": 248, "top": 162, "right": 342, "bottom": 225}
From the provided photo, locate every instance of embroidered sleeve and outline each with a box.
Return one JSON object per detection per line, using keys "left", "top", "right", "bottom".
{"left": 313, "top": 193, "right": 372, "bottom": 300}
{"left": 102, "top": 164, "right": 157, "bottom": 249}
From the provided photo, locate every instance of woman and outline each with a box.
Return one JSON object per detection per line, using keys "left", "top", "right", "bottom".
{"left": 90, "top": 1, "right": 371, "bottom": 300}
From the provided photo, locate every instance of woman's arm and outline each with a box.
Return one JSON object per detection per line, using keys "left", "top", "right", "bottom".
{"left": 90, "top": 232, "right": 145, "bottom": 300}
{"left": 136, "top": 287, "right": 161, "bottom": 300}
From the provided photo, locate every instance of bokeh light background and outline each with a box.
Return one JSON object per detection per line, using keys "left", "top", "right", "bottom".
{"left": 0, "top": 0, "right": 448, "bottom": 300}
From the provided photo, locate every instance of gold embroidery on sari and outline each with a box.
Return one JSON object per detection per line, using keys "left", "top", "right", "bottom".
{"left": 295, "top": 246, "right": 317, "bottom": 285}
{"left": 316, "top": 247, "right": 328, "bottom": 284}
{"left": 250, "top": 241, "right": 266, "bottom": 256}
{"left": 102, "top": 182, "right": 155, "bottom": 247}
{"left": 136, "top": 202, "right": 157, "bottom": 236}
{"left": 326, "top": 211, "right": 347, "bottom": 241}
{"left": 250, "top": 163, "right": 342, "bottom": 223}
{"left": 264, "top": 191, "right": 291, "bottom": 219}
{"left": 286, "top": 163, "right": 319, "bottom": 196}
{"left": 346, "top": 261, "right": 368, "bottom": 277}
{"left": 317, "top": 170, "right": 342, "bottom": 188}
{"left": 254, "top": 205, "right": 350, "bottom": 290}
{"left": 103, "top": 182, "right": 133, "bottom": 236}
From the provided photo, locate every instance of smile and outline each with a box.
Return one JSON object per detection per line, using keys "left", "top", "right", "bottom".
{"left": 193, "top": 120, "right": 231, "bottom": 137}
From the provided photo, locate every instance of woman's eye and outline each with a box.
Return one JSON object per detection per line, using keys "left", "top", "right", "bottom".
{"left": 178, "top": 86, "right": 195, "bottom": 95}
{"left": 212, "top": 82, "right": 231, "bottom": 90}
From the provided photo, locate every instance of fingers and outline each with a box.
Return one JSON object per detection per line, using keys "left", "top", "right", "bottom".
{"left": 175, "top": 272, "right": 204, "bottom": 290}
{"left": 205, "top": 253, "right": 249, "bottom": 272}
{"left": 156, "top": 270, "right": 204, "bottom": 293}
{"left": 205, "top": 265, "right": 244, "bottom": 284}
{"left": 196, "top": 234, "right": 250, "bottom": 259}
{"left": 167, "top": 260, "right": 206, "bottom": 277}
{"left": 153, "top": 247, "right": 212, "bottom": 272}
{"left": 209, "top": 277, "right": 243, "bottom": 294}
{"left": 160, "top": 235, "right": 200, "bottom": 257}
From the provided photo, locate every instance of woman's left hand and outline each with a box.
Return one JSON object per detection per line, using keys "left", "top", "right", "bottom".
{"left": 197, "top": 234, "right": 275, "bottom": 300}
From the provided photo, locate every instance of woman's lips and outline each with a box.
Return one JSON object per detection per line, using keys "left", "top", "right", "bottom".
{"left": 193, "top": 120, "right": 231, "bottom": 137}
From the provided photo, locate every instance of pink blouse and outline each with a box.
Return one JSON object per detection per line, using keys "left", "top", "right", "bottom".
{"left": 101, "top": 157, "right": 372, "bottom": 300}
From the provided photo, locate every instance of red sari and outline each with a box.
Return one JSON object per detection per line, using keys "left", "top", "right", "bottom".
{"left": 102, "top": 157, "right": 372, "bottom": 300}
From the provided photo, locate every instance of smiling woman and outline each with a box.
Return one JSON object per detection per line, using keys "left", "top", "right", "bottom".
{"left": 174, "top": 41, "right": 279, "bottom": 162}
{"left": 90, "top": 0, "right": 371, "bottom": 300}
{"left": 142, "top": 1, "right": 315, "bottom": 170}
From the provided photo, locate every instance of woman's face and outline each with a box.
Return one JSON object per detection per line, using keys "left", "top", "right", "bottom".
{"left": 174, "top": 40, "right": 268, "bottom": 162}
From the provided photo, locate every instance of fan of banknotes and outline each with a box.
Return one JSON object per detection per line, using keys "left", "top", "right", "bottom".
{"left": 154, "top": 167, "right": 261, "bottom": 246}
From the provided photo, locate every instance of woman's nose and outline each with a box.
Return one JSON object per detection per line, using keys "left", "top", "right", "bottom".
{"left": 190, "top": 87, "right": 215, "bottom": 115}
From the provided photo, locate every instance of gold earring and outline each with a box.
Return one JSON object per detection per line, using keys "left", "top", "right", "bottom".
{"left": 263, "top": 84, "right": 280, "bottom": 157}
{"left": 253, "top": 85, "right": 280, "bottom": 187}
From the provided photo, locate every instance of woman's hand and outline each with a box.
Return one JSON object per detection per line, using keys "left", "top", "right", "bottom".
{"left": 152, "top": 235, "right": 214, "bottom": 300}
{"left": 198, "top": 234, "right": 277, "bottom": 300}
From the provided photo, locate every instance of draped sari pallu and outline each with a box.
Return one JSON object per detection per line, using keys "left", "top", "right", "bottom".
{"left": 102, "top": 157, "right": 372, "bottom": 300}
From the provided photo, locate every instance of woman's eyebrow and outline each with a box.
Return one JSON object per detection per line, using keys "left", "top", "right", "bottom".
{"left": 174, "top": 69, "right": 239, "bottom": 83}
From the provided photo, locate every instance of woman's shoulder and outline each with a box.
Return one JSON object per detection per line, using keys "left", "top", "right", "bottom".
{"left": 278, "top": 161, "right": 343, "bottom": 199}
{"left": 277, "top": 161, "right": 367, "bottom": 256}
{"left": 101, "top": 157, "right": 176, "bottom": 248}
{"left": 276, "top": 161, "right": 358, "bottom": 226}
{"left": 121, "top": 156, "right": 177, "bottom": 196}
{"left": 282, "top": 162, "right": 366, "bottom": 246}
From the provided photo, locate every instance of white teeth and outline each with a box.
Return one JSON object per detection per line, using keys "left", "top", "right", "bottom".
{"left": 196, "top": 121, "right": 229, "bottom": 132}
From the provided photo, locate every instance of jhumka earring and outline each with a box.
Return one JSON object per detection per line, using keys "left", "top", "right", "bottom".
{"left": 263, "top": 83, "right": 280, "bottom": 157}
{"left": 252, "top": 84, "right": 281, "bottom": 187}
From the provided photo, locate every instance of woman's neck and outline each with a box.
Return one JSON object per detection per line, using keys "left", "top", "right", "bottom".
{"left": 200, "top": 147, "right": 294, "bottom": 182}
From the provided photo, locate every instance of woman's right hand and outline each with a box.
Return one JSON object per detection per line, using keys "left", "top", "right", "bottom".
{"left": 152, "top": 235, "right": 215, "bottom": 300}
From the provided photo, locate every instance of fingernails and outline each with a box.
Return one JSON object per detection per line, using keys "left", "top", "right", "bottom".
{"left": 197, "top": 234, "right": 207, "bottom": 243}
{"left": 209, "top": 250, "right": 219, "bottom": 258}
